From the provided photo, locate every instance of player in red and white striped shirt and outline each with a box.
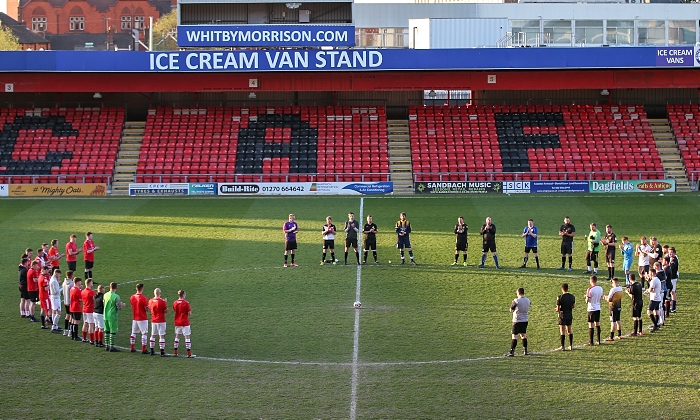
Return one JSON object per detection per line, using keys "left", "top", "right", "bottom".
{"left": 172, "top": 290, "right": 193, "bottom": 358}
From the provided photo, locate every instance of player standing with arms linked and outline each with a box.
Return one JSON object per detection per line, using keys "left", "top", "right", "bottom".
{"left": 395, "top": 212, "right": 416, "bottom": 265}
{"left": 520, "top": 219, "right": 539, "bottom": 269}
{"left": 344, "top": 212, "right": 361, "bottom": 265}
{"left": 362, "top": 215, "right": 379, "bottom": 264}
{"left": 601, "top": 225, "right": 617, "bottom": 280}
{"left": 321, "top": 216, "right": 337, "bottom": 265}
{"left": 130, "top": 283, "right": 150, "bottom": 354}
{"left": 625, "top": 274, "right": 644, "bottom": 336}
{"left": 148, "top": 288, "right": 168, "bottom": 356}
{"left": 65, "top": 234, "right": 82, "bottom": 273}
{"left": 103, "top": 282, "right": 126, "bottom": 352}
{"left": 283, "top": 214, "right": 299, "bottom": 267}
{"left": 173, "top": 290, "right": 194, "bottom": 358}
{"left": 603, "top": 278, "right": 624, "bottom": 341}
{"left": 478, "top": 217, "right": 499, "bottom": 269}
{"left": 557, "top": 216, "right": 576, "bottom": 272}
{"left": 453, "top": 216, "right": 468, "bottom": 266}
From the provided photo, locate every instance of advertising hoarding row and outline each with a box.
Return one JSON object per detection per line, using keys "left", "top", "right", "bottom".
{"left": 1, "top": 184, "right": 107, "bottom": 197}
{"left": 128, "top": 182, "right": 393, "bottom": 196}
{"left": 414, "top": 180, "right": 676, "bottom": 194}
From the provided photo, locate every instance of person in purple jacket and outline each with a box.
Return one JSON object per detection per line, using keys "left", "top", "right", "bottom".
{"left": 283, "top": 214, "right": 300, "bottom": 267}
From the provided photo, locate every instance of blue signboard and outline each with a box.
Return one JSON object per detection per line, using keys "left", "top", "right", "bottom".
{"left": 0, "top": 46, "right": 698, "bottom": 73}
{"left": 503, "top": 181, "right": 590, "bottom": 194}
{"left": 178, "top": 25, "right": 355, "bottom": 48}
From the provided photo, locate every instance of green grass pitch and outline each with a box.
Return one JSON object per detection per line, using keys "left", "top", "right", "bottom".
{"left": 1, "top": 194, "right": 699, "bottom": 419}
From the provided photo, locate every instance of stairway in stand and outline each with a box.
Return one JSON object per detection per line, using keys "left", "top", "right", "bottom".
{"left": 387, "top": 120, "right": 414, "bottom": 194}
{"left": 649, "top": 118, "right": 690, "bottom": 192}
{"left": 111, "top": 121, "right": 144, "bottom": 196}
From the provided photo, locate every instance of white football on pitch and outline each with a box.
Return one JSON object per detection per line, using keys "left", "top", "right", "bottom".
{"left": 354, "top": 301, "right": 362, "bottom": 308}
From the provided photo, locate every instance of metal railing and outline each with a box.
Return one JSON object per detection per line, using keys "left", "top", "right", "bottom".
{"left": 133, "top": 173, "right": 392, "bottom": 183}
{"left": 690, "top": 171, "right": 700, "bottom": 190}
{"left": 0, "top": 174, "right": 113, "bottom": 185}
{"left": 413, "top": 171, "right": 667, "bottom": 183}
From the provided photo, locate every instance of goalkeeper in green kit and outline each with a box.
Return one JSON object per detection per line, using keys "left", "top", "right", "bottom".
{"left": 584, "top": 223, "right": 601, "bottom": 275}
{"left": 104, "top": 282, "right": 126, "bottom": 352}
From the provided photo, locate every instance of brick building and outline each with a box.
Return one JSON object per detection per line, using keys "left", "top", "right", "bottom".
{"left": 17, "top": 0, "right": 173, "bottom": 36}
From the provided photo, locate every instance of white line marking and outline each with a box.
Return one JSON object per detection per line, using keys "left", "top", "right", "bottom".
{"left": 350, "top": 197, "right": 364, "bottom": 420}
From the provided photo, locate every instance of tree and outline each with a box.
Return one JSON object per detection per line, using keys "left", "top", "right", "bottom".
{"left": 151, "top": 10, "right": 178, "bottom": 51}
{"left": 0, "top": 26, "right": 21, "bottom": 51}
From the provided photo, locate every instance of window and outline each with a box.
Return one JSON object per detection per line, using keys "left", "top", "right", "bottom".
{"left": 511, "top": 20, "right": 542, "bottom": 47}
{"left": 121, "top": 16, "right": 132, "bottom": 30}
{"left": 606, "top": 20, "right": 634, "bottom": 45}
{"left": 69, "top": 16, "right": 85, "bottom": 31}
{"left": 637, "top": 20, "right": 665, "bottom": 46}
{"left": 31, "top": 17, "right": 47, "bottom": 32}
{"left": 574, "top": 20, "right": 603, "bottom": 45}
{"left": 669, "top": 20, "right": 696, "bottom": 45}
{"left": 134, "top": 16, "right": 145, "bottom": 30}
{"left": 543, "top": 20, "right": 572, "bottom": 45}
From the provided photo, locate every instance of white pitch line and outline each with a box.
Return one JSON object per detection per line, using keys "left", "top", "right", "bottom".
{"left": 350, "top": 197, "right": 364, "bottom": 420}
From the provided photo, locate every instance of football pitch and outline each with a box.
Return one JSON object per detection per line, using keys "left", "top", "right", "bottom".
{"left": 2, "top": 194, "right": 699, "bottom": 419}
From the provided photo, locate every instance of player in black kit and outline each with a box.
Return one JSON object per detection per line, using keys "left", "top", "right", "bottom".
{"left": 556, "top": 283, "right": 575, "bottom": 351}
{"left": 344, "top": 212, "right": 361, "bottom": 265}
{"left": 602, "top": 225, "right": 617, "bottom": 280}
{"left": 362, "top": 215, "right": 379, "bottom": 264}
{"left": 557, "top": 216, "right": 576, "bottom": 272}
{"left": 453, "top": 216, "right": 468, "bottom": 266}
{"left": 626, "top": 273, "right": 644, "bottom": 336}
{"left": 478, "top": 217, "right": 499, "bottom": 269}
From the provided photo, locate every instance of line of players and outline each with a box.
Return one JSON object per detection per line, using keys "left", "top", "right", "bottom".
{"left": 282, "top": 212, "right": 417, "bottom": 267}
{"left": 17, "top": 241, "right": 194, "bottom": 357}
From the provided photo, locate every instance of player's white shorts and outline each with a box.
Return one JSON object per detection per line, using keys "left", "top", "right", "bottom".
{"left": 93, "top": 313, "right": 105, "bottom": 329}
{"left": 151, "top": 322, "right": 166, "bottom": 336}
{"left": 83, "top": 312, "right": 95, "bottom": 324}
{"left": 132, "top": 320, "right": 148, "bottom": 334}
{"left": 671, "top": 278, "right": 678, "bottom": 292}
{"left": 174, "top": 325, "right": 191, "bottom": 336}
{"left": 50, "top": 297, "right": 61, "bottom": 311}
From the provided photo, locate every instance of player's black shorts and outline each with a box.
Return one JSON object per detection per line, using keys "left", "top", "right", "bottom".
{"left": 67, "top": 261, "right": 77, "bottom": 271}
{"left": 606, "top": 249, "right": 616, "bottom": 264}
{"left": 648, "top": 300, "right": 661, "bottom": 311}
{"left": 482, "top": 241, "right": 496, "bottom": 253}
{"left": 632, "top": 302, "right": 643, "bottom": 318}
{"left": 64, "top": 304, "right": 71, "bottom": 314}
{"left": 561, "top": 242, "right": 573, "bottom": 255}
{"left": 19, "top": 284, "right": 29, "bottom": 299}
{"left": 558, "top": 314, "right": 573, "bottom": 326}
{"left": 285, "top": 240, "right": 297, "bottom": 251}
{"left": 323, "top": 239, "right": 335, "bottom": 250}
{"left": 71, "top": 311, "right": 82, "bottom": 321}
{"left": 587, "top": 310, "right": 601, "bottom": 323}
{"left": 609, "top": 308, "right": 621, "bottom": 322}
{"left": 85, "top": 261, "right": 94, "bottom": 270}
{"left": 512, "top": 322, "right": 528, "bottom": 335}
{"left": 455, "top": 239, "right": 468, "bottom": 252}
{"left": 585, "top": 250, "right": 599, "bottom": 262}
{"left": 397, "top": 238, "right": 411, "bottom": 249}
{"left": 345, "top": 238, "right": 358, "bottom": 249}
{"left": 637, "top": 265, "right": 649, "bottom": 277}
{"left": 28, "top": 290, "right": 39, "bottom": 302}
{"left": 363, "top": 239, "right": 376, "bottom": 251}
{"left": 524, "top": 246, "right": 538, "bottom": 253}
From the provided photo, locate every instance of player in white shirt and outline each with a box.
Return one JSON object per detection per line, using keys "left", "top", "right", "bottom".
{"left": 48, "top": 269, "right": 63, "bottom": 333}
{"left": 635, "top": 237, "right": 652, "bottom": 288}
{"left": 506, "top": 288, "right": 531, "bottom": 357}
{"left": 61, "top": 271, "right": 75, "bottom": 336}
{"left": 646, "top": 268, "right": 663, "bottom": 332}
{"left": 585, "top": 276, "right": 604, "bottom": 346}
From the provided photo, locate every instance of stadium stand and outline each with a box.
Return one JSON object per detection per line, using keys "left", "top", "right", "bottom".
{"left": 410, "top": 104, "right": 664, "bottom": 182}
{"left": 667, "top": 104, "right": 700, "bottom": 185}
{"left": 0, "top": 107, "right": 123, "bottom": 184}
{"left": 137, "top": 106, "right": 389, "bottom": 183}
